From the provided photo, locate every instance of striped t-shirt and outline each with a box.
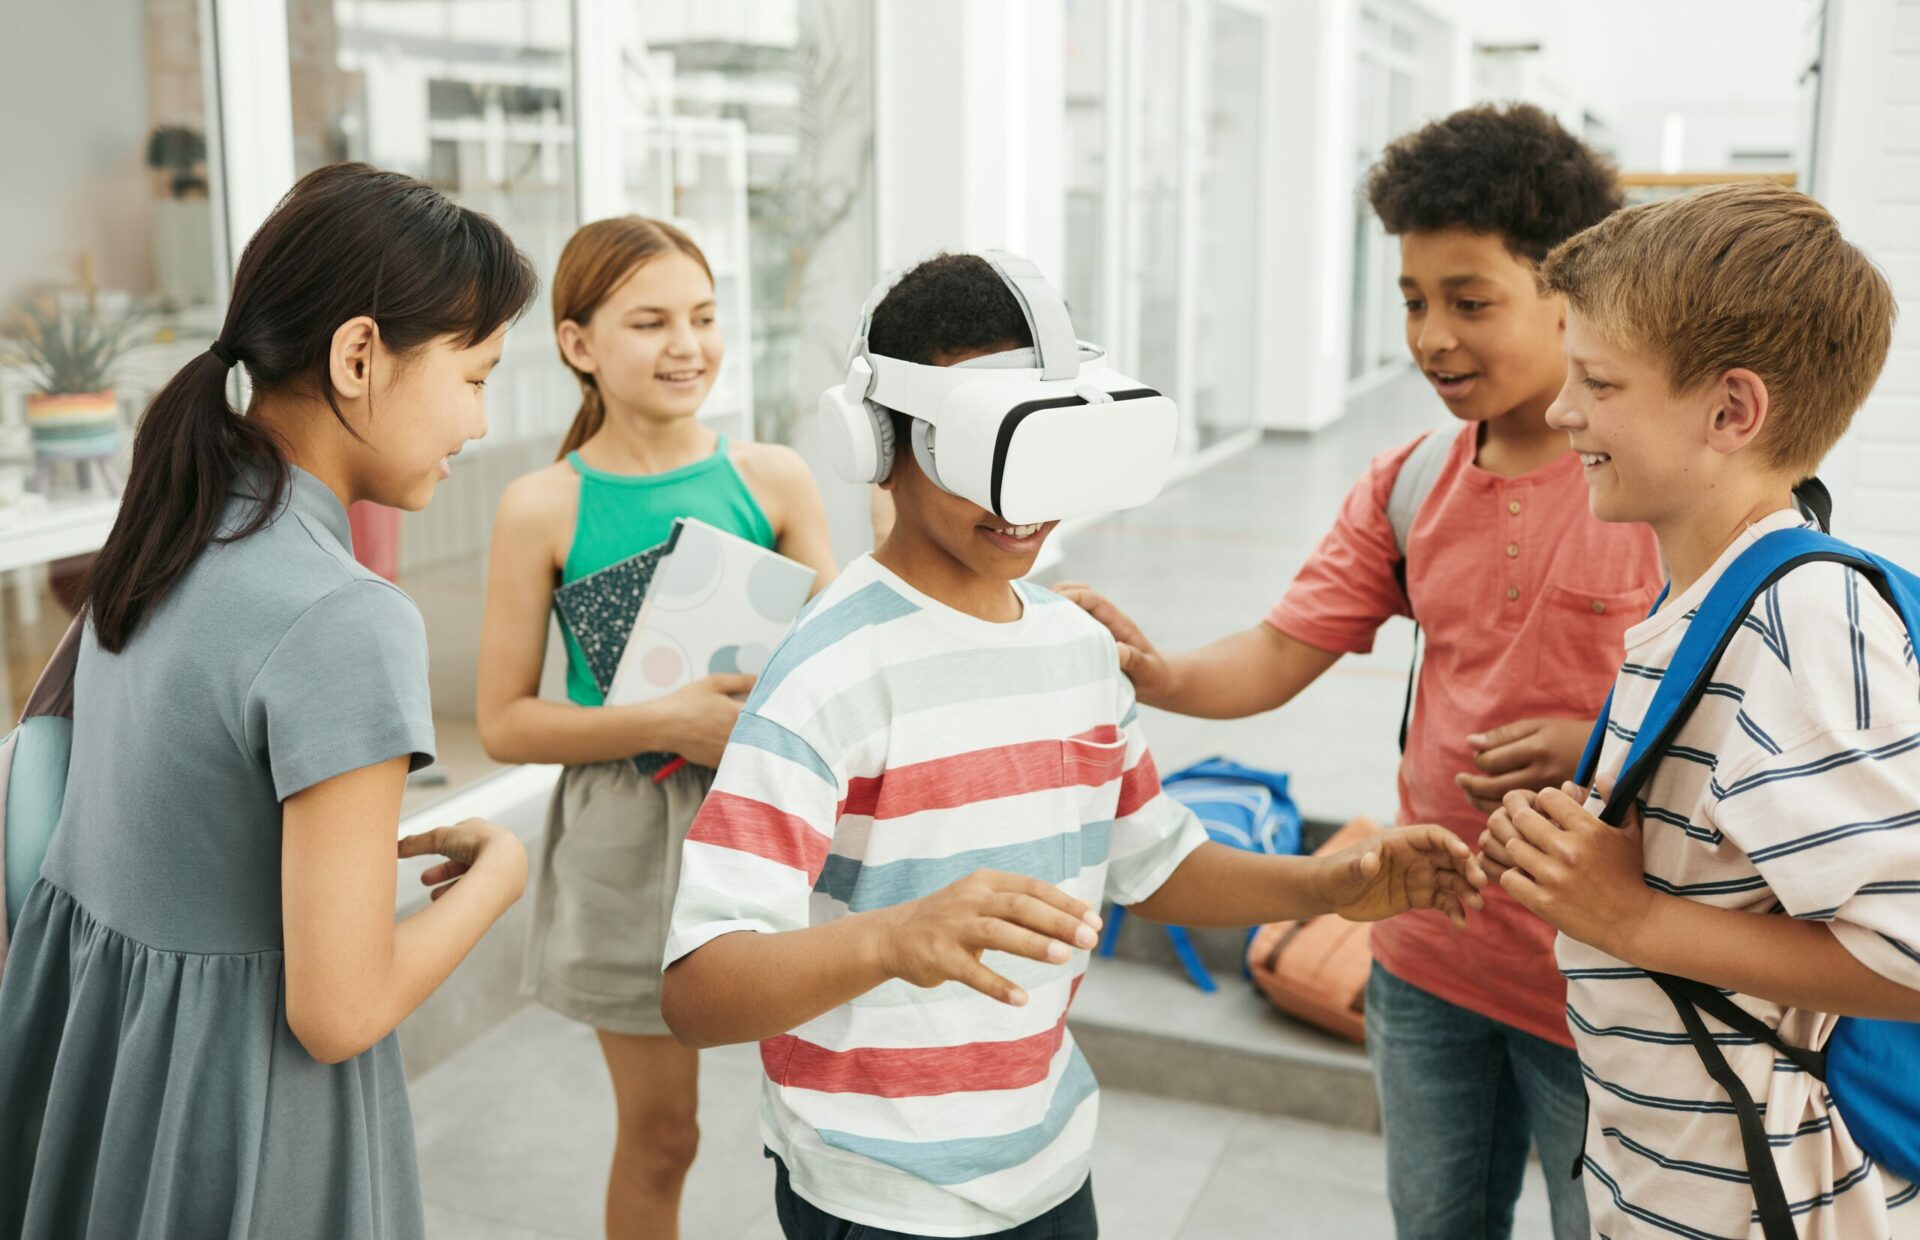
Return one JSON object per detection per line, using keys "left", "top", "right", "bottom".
{"left": 1563, "top": 510, "right": 1920, "bottom": 1239}
{"left": 664, "top": 554, "right": 1207, "bottom": 1236}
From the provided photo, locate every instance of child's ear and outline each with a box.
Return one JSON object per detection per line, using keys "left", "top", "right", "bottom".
{"left": 556, "top": 319, "right": 597, "bottom": 375}
{"left": 329, "top": 315, "right": 378, "bottom": 402}
{"left": 1707, "top": 367, "right": 1770, "bottom": 456}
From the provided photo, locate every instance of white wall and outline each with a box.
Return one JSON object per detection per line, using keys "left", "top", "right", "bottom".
{"left": 0, "top": 2, "right": 154, "bottom": 302}
{"left": 1432, "top": 0, "right": 1812, "bottom": 169}
{"left": 1816, "top": 0, "right": 1920, "bottom": 568}
{"left": 873, "top": 0, "right": 1065, "bottom": 278}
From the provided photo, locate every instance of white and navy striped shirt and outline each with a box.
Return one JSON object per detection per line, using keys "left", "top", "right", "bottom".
{"left": 1563, "top": 511, "right": 1920, "bottom": 1240}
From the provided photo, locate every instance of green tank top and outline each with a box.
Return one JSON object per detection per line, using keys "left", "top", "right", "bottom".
{"left": 560, "top": 434, "right": 776, "bottom": 706}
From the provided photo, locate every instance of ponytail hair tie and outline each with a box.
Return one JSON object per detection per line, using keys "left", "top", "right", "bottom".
{"left": 208, "top": 340, "right": 239, "bottom": 369}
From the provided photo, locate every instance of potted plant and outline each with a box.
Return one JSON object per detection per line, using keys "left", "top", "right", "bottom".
{"left": 3, "top": 292, "right": 149, "bottom": 494}
{"left": 146, "top": 124, "right": 208, "bottom": 199}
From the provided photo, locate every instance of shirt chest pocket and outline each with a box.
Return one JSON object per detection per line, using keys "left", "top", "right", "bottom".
{"left": 1057, "top": 728, "right": 1130, "bottom": 875}
{"left": 1533, "top": 582, "right": 1660, "bottom": 713}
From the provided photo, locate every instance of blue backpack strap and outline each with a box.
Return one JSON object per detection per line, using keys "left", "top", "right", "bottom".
{"left": 1581, "top": 527, "right": 1920, "bottom": 1240}
{"left": 1574, "top": 584, "right": 1668, "bottom": 790}
{"left": 1597, "top": 529, "right": 1917, "bottom": 825}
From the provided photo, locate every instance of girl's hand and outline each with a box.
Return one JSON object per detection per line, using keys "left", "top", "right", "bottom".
{"left": 1494, "top": 784, "right": 1652, "bottom": 955}
{"left": 399, "top": 818, "right": 527, "bottom": 902}
{"left": 1318, "top": 825, "right": 1487, "bottom": 928}
{"left": 1052, "top": 583, "right": 1178, "bottom": 707}
{"left": 869, "top": 870, "right": 1103, "bottom": 1006}
{"left": 1456, "top": 717, "right": 1594, "bottom": 816}
{"left": 657, "top": 672, "right": 757, "bottom": 768}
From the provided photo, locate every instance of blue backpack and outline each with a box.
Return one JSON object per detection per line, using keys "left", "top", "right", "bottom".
{"left": 1096, "top": 756, "right": 1302, "bottom": 991}
{"left": 0, "top": 617, "right": 81, "bottom": 977}
{"left": 1576, "top": 527, "right": 1920, "bottom": 1240}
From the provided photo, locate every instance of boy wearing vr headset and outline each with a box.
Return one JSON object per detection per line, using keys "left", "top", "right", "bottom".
{"left": 659, "top": 252, "right": 1487, "bottom": 1239}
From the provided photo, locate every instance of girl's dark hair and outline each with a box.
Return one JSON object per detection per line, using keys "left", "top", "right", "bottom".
{"left": 85, "top": 162, "right": 538, "bottom": 652}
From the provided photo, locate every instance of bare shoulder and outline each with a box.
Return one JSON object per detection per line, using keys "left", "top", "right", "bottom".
{"left": 731, "top": 439, "right": 813, "bottom": 490}
{"left": 494, "top": 459, "right": 580, "bottom": 557}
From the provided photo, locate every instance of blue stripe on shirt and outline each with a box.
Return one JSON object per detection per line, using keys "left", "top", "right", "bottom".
{"left": 1744, "top": 806, "right": 1920, "bottom": 865}
{"left": 814, "top": 822, "right": 1113, "bottom": 911}
{"left": 750, "top": 580, "right": 920, "bottom": 705}
{"left": 731, "top": 711, "right": 836, "bottom": 786}
{"left": 1713, "top": 731, "right": 1920, "bottom": 801}
{"left": 814, "top": 1047, "right": 1099, "bottom": 1185}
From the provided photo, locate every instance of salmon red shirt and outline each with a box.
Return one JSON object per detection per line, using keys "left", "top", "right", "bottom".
{"left": 1266, "top": 422, "right": 1664, "bottom": 1045}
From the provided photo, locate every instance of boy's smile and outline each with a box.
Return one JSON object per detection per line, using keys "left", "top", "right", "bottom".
{"left": 977, "top": 518, "right": 1057, "bottom": 557}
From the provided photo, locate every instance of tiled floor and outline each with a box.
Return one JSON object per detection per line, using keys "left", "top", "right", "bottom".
{"left": 413, "top": 1004, "right": 1556, "bottom": 1240}
{"left": 411, "top": 373, "right": 1561, "bottom": 1237}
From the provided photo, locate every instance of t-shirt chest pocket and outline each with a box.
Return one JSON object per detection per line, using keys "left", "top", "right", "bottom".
{"left": 1057, "top": 726, "right": 1129, "bottom": 875}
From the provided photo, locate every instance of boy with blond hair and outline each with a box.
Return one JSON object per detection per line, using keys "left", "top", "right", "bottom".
{"left": 1483, "top": 182, "right": 1920, "bottom": 1237}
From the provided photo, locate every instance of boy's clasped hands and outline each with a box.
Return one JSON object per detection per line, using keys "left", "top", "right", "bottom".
{"left": 1477, "top": 783, "right": 1654, "bottom": 958}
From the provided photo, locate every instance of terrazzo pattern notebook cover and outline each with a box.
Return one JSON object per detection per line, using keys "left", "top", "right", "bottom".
{"left": 552, "top": 540, "right": 676, "bottom": 776}
{"left": 552, "top": 540, "right": 670, "bottom": 695}
{"left": 607, "top": 518, "right": 816, "bottom": 708}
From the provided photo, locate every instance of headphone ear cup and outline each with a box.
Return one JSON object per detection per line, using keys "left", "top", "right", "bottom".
{"left": 864, "top": 400, "right": 896, "bottom": 483}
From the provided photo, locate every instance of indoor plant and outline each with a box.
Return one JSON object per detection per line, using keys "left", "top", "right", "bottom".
{"left": 4, "top": 292, "right": 149, "bottom": 492}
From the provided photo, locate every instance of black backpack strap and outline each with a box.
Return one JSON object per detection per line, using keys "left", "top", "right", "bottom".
{"left": 1650, "top": 973, "right": 1813, "bottom": 1240}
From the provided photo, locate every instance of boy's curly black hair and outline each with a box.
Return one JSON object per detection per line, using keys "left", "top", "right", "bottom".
{"left": 865, "top": 253, "right": 1034, "bottom": 366}
{"left": 1366, "top": 103, "right": 1623, "bottom": 265}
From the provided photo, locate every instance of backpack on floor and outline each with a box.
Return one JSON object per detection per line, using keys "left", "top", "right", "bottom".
{"left": 1160, "top": 756, "right": 1304, "bottom": 856}
{"left": 0, "top": 617, "right": 82, "bottom": 976}
{"left": 1575, "top": 526, "right": 1920, "bottom": 1240}
{"left": 1245, "top": 816, "right": 1383, "bottom": 1043}
{"left": 1097, "top": 757, "right": 1303, "bottom": 992}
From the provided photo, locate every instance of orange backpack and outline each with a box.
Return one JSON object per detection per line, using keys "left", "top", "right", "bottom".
{"left": 1244, "top": 817, "right": 1382, "bottom": 1044}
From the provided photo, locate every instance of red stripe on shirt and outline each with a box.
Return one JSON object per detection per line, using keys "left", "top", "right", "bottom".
{"left": 841, "top": 726, "right": 1126, "bottom": 821}
{"left": 760, "top": 977, "right": 1085, "bottom": 1097}
{"left": 1115, "top": 751, "right": 1160, "bottom": 819}
{"left": 687, "top": 790, "right": 832, "bottom": 880}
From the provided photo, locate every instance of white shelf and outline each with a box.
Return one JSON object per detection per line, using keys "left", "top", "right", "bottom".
{"left": 0, "top": 494, "right": 120, "bottom": 575}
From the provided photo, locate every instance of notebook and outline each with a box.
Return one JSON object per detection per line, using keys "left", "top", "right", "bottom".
{"left": 551, "top": 539, "right": 671, "bottom": 697}
{"left": 606, "top": 517, "right": 817, "bottom": 708}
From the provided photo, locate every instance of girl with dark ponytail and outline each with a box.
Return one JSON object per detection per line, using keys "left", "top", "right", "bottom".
{"left": 0, "top": 163, "right": 538, "bottom": 1239}
{"left": 474, "top": 217, "right": 837, "bottom": 1239}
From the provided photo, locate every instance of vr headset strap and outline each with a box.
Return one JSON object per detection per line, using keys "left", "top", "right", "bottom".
{"left": 979, "top": 250, "right": 1079, "bottom": 380}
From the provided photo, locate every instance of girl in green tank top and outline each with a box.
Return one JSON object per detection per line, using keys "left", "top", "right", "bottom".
{"left": 475, "top": 217, "right": 837, "bottom": 1240}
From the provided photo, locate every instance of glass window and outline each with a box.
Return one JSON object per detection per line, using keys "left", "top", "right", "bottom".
{"left": 1062, "top": 0, "right": 1111, "bottom": 346}
{"left": 1193, "top": 2, "right": 1267, "bottom": 447}
{"left": 286, "top": 0, "right": 581, "bottom": 813}
{"left": 0, "top": 1, "right": 227, "bottom": 717}
{"left": 615, "top": 0, "right": 876, "bottom": 452}
{"left": 1348, "top": 4, "right": 1421, "bottom": 383}
{"left": 1131, "top": 0, "right": 1187, "bottom": 404}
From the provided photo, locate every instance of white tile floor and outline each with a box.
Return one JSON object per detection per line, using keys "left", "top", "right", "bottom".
{"left": 410, "top": 374, "right": 1562, "bottom": 1237}
{"left": 412, "top": 1005, "right": 1557, "bottom": 1239}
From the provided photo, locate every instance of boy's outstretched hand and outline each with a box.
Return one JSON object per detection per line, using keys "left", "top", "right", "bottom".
{"left": 1319, "top": 825, "right": 1488, "bottom": 928}
{"left": 1481, "top": 784, "right": 1652, "bottom": 955}
{"left": 871, "top": 870, "right": 1103, "bottom": 1007}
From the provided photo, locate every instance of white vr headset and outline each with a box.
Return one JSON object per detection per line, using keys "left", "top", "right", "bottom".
{"left": 817, "top": 250, "right": 1179, "bottom": 526}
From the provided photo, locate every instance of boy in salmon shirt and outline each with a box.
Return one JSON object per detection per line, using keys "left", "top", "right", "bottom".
{"left": 1059, "top": 104, "right": 1661, "bottom": 1239}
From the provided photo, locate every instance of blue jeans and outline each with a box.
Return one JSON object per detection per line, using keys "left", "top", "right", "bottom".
{"left": 770, "top": 1152, "right": 1098, "bottom": 1240}
{"left": 1366, "top": 965, "right": 1590, "bottom": 1240}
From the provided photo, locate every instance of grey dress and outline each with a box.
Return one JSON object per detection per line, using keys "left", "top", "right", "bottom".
{"left": 0, "top": 468, "right": 436, "bottom": 1239}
